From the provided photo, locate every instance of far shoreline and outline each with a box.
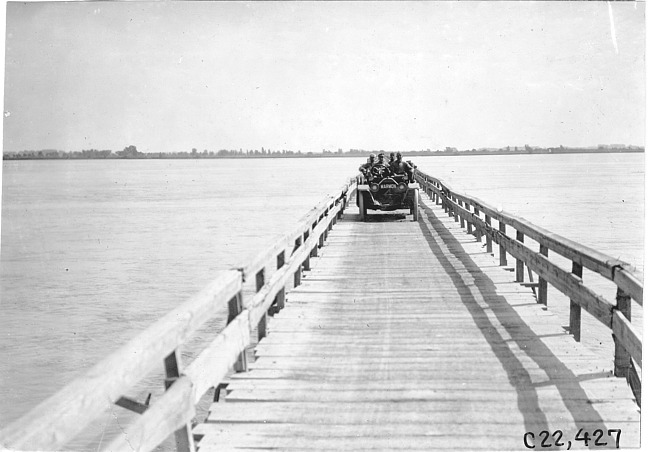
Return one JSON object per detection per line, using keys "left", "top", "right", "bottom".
{"left": 2, "top": 147, "right": 644, "bottom": 161}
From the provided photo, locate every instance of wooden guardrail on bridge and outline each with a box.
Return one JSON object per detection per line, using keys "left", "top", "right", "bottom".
{"left": 415, "top": 168, "right": 643, "bottom": 405}
{"left": 0, "top": 178, "right": 357, "bottom": 452}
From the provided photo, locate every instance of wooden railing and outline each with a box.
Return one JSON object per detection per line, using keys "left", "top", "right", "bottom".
{"left": 415, "top": 169, "right": 643, "bottom": 405}
{"left": 0, "top": 177, "right": 357, "bottom": 452}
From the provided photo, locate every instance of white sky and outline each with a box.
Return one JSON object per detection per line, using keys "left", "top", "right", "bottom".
{"left": 1, "top": 1, "right": 646, "bottom": 153}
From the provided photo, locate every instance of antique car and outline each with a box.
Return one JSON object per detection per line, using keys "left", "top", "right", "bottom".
{"left": 356, "top": 163, "right": 419, "bottom": 221}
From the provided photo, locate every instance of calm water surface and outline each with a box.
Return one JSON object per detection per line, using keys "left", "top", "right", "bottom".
{"left": 0, "top": 154, "right": 644, "bottom": 448}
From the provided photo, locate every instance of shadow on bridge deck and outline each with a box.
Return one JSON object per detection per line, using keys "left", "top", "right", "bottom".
{"left": 195, "top": 194, "right": 640, "bottom": 450}
{"left": 418, "top": 200, "right": 612, "bottom": 436}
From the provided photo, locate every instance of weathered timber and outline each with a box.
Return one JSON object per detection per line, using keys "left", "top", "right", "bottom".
{"left": 612, "top": 310, "right": 641, "bottom": 368}
{"left": 538, "top": 245, "right": 549, "bottom": 305}
{"left": 198, "top": 190, "right": 640, "bottom": 451}
{"left": 569, "top": 262, "right": 584, "bottom": 342}
{"left": 415, "top": 171, "right": 643, "bottom": 301}
{"left": 487, "top": 230, "right": 614, "bottom": 328}
{"left": 0, "top": 177, "right": 356, "bottom": 452}
{"left": 103, "top": 376, "right": 195, "bottom": 452}
{"left": 613, "top": 289, "right": 633, "bottom": 378}
{"left": 0, "top": 270, "right": 241, "bottom": 450}
{"left": 183, "top": 314, "right": 251, "bottom": 404}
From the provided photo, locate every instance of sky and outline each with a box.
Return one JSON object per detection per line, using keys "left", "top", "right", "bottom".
{"left": 1, "top": 1, "right": 646, "bottom": 154}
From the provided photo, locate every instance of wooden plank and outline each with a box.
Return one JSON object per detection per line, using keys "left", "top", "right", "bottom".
{"left": 416, "top": 171, "right": 630, "bottom": 281}
{"left": 247, "top": 357, "right": 611, "bottom": 371}
{"left": 569, "top": 262, "right": 583, "bottom": 342}
{"left": 224, "top": 387, "right": 637, "bottom": 403}
{"left": 197, "top": 435, "right": 637, "bottom": 451}
{"left": 252, "top": 345, "right": 588, "bottom": 358}
{"left": 103, "top": 376, "right": 195, "bottom": 452}
{"left": 0, "top": 270, "right": 241, "bottom": 450}
{"left": 114, "top": 395, "right": 150, "bottom": 414}
{"left": 612, "top": 310, "right": 642, "bottom": 368}
{"left": 491, "top": 232, "right": 614, "bottom": 327}
{"left": 613, "top": 265, "right": 643, "bottom": 306}
{"left": 197, "top": 187, "right": 640, "bottom": 451}
{"left": 194, "top": 420, "right": 640, "bottom": 442}
{"left": 206, "top": 401, "right": 639, "bottom": 423}
{"left": 239, "top": 179, "right": 353, "bottom": 280}
{"left": 224, "top": 379, "right": 635, "bottom": 399}
{"left": 183, "top": 313, "right": 251, "bottom": 404}
{"left": 223, "top": 368, "right": 618, "bottom": 385}
{"left": 246, "top": 204, "right": 341, "bottom": 329}
{"left": 196, "top": 428, "right": 639, "bottom": 450}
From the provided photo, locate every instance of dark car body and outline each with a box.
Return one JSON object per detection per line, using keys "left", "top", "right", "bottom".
{"left": 356, "top": 169, "right": 419, "bottom": 221}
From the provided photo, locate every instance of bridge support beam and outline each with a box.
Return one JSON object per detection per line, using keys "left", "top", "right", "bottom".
{"left": 474, "top": 207, "right": 482, "bottom": 242}
{"left": 614, "top": 288, "right": 632, "bottom": 377}
{"left": 271, "top": 252, "right": 286, "bottom": 313}
{"left": 485, "top": 216, "right": 493, "bottom": 254}
{"left": 256, "top": 269, "right": 268, "bottom": 341}
{"left": 569, "top": 262, "right": 583, "bottom": 342}
{"left": 515, "top": 231, "right": 524, "bottom": 282}
{"left": 164, "top": 349, "right": 196, "bottom": 452}
{"left": 228, "top": 292, "right": 248, "bottom": 372}
{"left": 538, "top": 245, "right": 548, "bottom": 305}
{"left": 499, "top": 221, "right": 507, "bottom": 266}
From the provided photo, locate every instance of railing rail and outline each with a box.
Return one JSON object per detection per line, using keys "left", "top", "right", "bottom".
{"left": 0, "top": 177, "right": 357, "bottom": 452}
{"left": 415, "top": 169, "right": 642, "bottom": 405}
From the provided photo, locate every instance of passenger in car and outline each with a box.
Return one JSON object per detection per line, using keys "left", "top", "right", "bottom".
{"left": 358, "top": 153, "right": 377, "bottom": 181}
{"left": 390, "top": 152, "right": 414, "bottom": 181}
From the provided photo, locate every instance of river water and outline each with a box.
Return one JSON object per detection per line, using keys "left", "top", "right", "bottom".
{"left": 0, "top": 153, "right": 644, "bottom": 448}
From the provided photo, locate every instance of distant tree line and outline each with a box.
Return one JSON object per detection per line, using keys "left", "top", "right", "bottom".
{"left": 3, "top": 144, "right": 644, "bottom": 160}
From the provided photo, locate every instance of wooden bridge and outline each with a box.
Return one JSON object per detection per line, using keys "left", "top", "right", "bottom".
{"left": 0, "top": 170, "right": 642, "bottom": 451}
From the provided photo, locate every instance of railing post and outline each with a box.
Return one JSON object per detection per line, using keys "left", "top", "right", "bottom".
{"left": 538, "top": 245, "right": 548, "bottom": 305}
{"left": 274, "top": 251, "right": 286, "bottom": 312}
{"left": 474, "top": 207, "right": 481, "bottom": 242}
{"left": 465, "top": 202, "right": 472, "bottom": 234}
{"left": 294, "top": 236, "right": 304, "bottom": 286}
{"left": 614, "top": 288, "right": 632, "bottom": 377}
{"left": 302, "top": 231, "right": 311, "bottom": 270}
{"left": 485, "top": 215, "right": 492, "bottom": 254}
{"left": 311, "top": 222, "right": 319, "bottom": 257}
{"left": 164, "top": 349, "right": 195, "bottom": 452}
{"left": 256, "top": 269, "right": 267, "bottom": 341}
{"left": 515, "top": 231, "right": 524, "bottom": 282}
{"left": 228, "top": 292, "right": 248, "bottom": 372}
{"left": 569, "top": 262, "right": 583, "bottom": 341}
{"left": 499, "top": 221, "right": 507, "bottom": 266}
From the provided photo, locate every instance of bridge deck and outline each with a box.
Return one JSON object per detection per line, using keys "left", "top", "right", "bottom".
{"left": 195, "top": 195, "right": 640, "bottom": 450}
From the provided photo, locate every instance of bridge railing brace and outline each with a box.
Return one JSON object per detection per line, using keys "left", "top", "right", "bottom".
{"left": 0, "top": 177, "right": 358, "bottom": 452}
{"left": 415, "top": 169, "right": 643, "bottom": 406}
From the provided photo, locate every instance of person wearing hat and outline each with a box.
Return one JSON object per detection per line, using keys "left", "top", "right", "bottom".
{"left": 358, "top": 153, "right": 377, "bottom": 182}
{"left": 372, "top": 152, "right": 391, "bottom": 180}
{"left": 390, "top": 152, "right": 414, "bottom": 182}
